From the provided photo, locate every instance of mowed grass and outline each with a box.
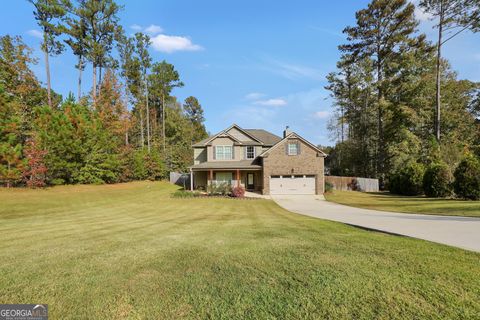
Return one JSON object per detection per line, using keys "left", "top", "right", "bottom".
{"left": 0, "top": 182, "right": 479, "bottom": 319}
{"left": 325, "top": 190, "right": 480, "bottom": 217}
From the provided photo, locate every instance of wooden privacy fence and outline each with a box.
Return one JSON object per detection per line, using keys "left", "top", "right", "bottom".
{"left": 325, "top": 176, "right": 379, "bottom": 192}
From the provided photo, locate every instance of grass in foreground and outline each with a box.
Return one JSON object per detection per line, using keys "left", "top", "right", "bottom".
{"left": 325, "top": 190, "right": 480, "bottom": 217}
{"left": 0, "top": 182, "right": 479, "bottom": 319}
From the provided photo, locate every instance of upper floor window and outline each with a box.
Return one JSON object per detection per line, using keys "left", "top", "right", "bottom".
{"left": 246, "top": 146, "right": 255, "bottom": 159}
{"left": 288, "top": 143, "right": 298, "bottom": 155}
{"left": 215, "top": 146, "right": 233, "bottom": 160}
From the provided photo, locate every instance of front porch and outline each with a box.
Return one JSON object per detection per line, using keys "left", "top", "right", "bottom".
{"left": 190, "top": 169, "right": 263, "bottom": 192}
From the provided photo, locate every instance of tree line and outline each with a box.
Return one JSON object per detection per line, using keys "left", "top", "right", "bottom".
{"left": 0, "top": 0, "right": 208, "bottom": 187}
{"left": 325, "top": 0, "right": 480, "bottom": 192}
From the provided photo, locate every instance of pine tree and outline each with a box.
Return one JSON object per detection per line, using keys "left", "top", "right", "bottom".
{"left": 134, "top": 33, "right": 152, "bottom": 153}
{"left": 28, "top": 0, "right": 69, "bottom": 108}
{"left": 183, "top": 96, "right": 208, "bottom": 143}
{"left": 340, "top": 0, "right": 420, "bottom": 181}
{"left": 76, "top": 0, "right": 122, "bottom": 105}
{"left": 148, "top": 61, "right": 184, "bottom": 153}
{"left": 419, "top": 0, "right": 480, "bottom": 141}
{"left": 0, "top": 87, "right": 24, "bottom": 187}
{"left": 64, "top": 3, "right": 88, "bottom": 101}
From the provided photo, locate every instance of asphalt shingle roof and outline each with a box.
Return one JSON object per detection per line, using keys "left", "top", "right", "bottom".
{"left": 190, "top": 160, "right": 262, "bottom": 170}
{"left": 244, "top": 129, "right": 282, "bottom": 146}
{"left": 192, "top": 127, "right": 282, "bottom": 147}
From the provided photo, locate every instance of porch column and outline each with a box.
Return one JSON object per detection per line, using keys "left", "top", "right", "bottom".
{"left": 209, "top": 169, "right": 213, "bottom": 185}
{"left": 236, "top": 169, "right": 240, "bottom": 187}
{"left": 190, "top": 169, "right": 194, "bottom": 191}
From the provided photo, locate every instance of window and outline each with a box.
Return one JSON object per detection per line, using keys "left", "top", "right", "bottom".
{"left": 288, "top": 143, "right": 298, "bottom": 155}
{"left": 216, "top": 172, "right": 232, "bottom": 183}
{"left": 215, "top": 146, "right": 233, "bottom": 160}
{"left": 246, "top": 146, "right": 255, "bottom": 159}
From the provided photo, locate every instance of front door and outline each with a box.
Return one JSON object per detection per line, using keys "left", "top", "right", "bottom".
{"left": 247, "top": 173, "right": 255, "bottom": 190}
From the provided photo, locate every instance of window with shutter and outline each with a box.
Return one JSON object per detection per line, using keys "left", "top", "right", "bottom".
{"left": 246, "top": 146, "right": 255, "bottom": 159}
{"left": 215, "top": 146, "right": 233, "bottom": 160}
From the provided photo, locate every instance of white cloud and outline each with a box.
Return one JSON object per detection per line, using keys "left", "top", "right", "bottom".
{"left": 254, "top": 98, "right": 287, "bottom": 107}
{"left": 224, "top": 87, "right": 332, "bottom": 146}
{"left": 262, "top": 58, "right": 324, "bottom": 81}
{"left": 128, "top": 24, "right": 203, "bottom": 53}
{"left": 27, "top": 29, "right": 43, "bottom": 39}
{"left": 130, "top": 24, "right": 142, "bottom": 31}
{"left": 150, "top": 34, "right": 203, "bottom": 53}
{"left": 245, "top": 92, "right": 265, "bottom": 100}
{"left": 144, "top": 24, "right": 163, "bottom": 35}
{"left": 313, "top": 111, "right": 330, "bottom": 119}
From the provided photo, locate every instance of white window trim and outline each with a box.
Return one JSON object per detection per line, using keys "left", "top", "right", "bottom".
{"left": 215, "top": 145, "right": 233, "bottom": 160}
{"left": 288, "top": 143, "right": 298, "bottom": 156}
{"left": 246, "top": 146, "right": 256, "bottom": 159}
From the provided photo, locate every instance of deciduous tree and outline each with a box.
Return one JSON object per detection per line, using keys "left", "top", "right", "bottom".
{"left": 22, "top": 137, "right": 48, "bottom": 188}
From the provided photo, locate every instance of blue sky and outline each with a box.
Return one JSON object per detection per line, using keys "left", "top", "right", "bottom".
{"left": 1, "top": 0, "right": 479, "bottom": 145}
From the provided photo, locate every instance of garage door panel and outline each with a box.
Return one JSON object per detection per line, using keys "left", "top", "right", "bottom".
{"left": 270, "top": 176, "right": 315, "bottom": 195}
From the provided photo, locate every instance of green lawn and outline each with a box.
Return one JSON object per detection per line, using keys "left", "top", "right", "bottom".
{"left": 325, "top": 190, "right": 480, "bottom": 217}
{"left": 1, "top": 182, "right": 479, "bottom": 319}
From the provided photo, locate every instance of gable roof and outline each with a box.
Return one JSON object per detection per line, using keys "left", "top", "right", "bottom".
{"left": 244, "top": 129, "right": 282, "bottom": 146}
{"left": 259, "top": 132, "right": 327, "bottom": 157}
{"left": 192, "top": 124, "right": 279, "bottom": 147}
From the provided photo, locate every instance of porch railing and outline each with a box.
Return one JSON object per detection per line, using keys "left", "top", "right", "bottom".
{"left": 208, "top": 180, "right": 242, "bottom": 187}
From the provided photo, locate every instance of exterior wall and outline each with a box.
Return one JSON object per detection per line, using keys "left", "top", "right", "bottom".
{"left": 194, "top": 147, "right": 207, "bottom": 164}
{"left": 262, "top": 138, "right": 325, "bottom": 195}
{"left": 240, "top": 171, "right": 263, "bottom": 191}
{"left": 207, "top": 137, "right": 238, "bottom": 161}
{"left": 226, "top": 127, "right": 252, "bottom": 142}
{"left": 206, "top": 136, "right": 263, "bottom": 162}
{"left": 240, "top": 145, "right": 262, "bottom": 160}
{"left": 193, "top": 170, "right": 263, "bottom": 191}
{"left": 193, "top": 171, "right": 208, "bottom": 190}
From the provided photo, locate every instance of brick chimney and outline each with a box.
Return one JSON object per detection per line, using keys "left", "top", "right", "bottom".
{"left": 283, "top": 126, "right": 291, "bottom": 138}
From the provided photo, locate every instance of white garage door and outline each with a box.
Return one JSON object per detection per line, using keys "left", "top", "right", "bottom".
{"left": 270, "top": 175, "right": 316, "bottom": 195}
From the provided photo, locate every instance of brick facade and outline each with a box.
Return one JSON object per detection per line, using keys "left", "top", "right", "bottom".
{"left": 262, "top": 138, "right": 325, "bottom": 195}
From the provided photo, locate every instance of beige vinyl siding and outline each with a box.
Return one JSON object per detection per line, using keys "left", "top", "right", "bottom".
{"left": 209, "top": 137, "right": 237, "bottom": 161}
{"left": 194, "top": 148, "right": 207, "bottom": 164}
{"left": 226, "top": 127, "right": 253, "bottom": 142}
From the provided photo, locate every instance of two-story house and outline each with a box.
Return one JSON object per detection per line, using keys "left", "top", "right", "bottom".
{"left": 189, "top": 124, "right": 327, "bottom": 195}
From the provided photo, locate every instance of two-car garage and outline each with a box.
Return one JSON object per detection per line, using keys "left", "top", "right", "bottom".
{"left": 269, "top": 175, "right": 316, "bottom": 195}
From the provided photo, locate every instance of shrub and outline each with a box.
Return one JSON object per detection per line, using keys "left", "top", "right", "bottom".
{"left": 207, "top": 182, "right": 231, "bottom": 196}
{"left": 347, "top": 178, "right": 359, "bottom": 191}
{"left": 49, "top": 178, "right": 65, "bottom": 185}
{"left": 232, "top": 186, "right": 245, "bottom": 198}
{"left": 453, "top": 155, "right": 480, "bottom": 200}
{"left": 325, "top": 181, "right": 334, "bottom": 193}
{"left": 423, "top": 162, "right": 453, "bottom": 198}
{"left": 172, "top": 190, "right": 198, "bottom": 198}
{"left": 388, "top": 162, "right": 425, "bottom": 196}
{"left": 131, "top": 149, "right": 166, "bottom": 181}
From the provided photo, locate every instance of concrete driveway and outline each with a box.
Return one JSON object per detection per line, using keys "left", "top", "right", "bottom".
{"left": 271, "top": 195, "right": 480, "bottom": 253}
